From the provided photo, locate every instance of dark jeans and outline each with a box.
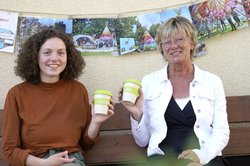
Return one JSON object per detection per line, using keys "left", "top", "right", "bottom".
{"left": 146, "top": 154, "right": 229, "bottom": 166}
{"left": 205, "top": 156, "right": 229, "bottom": 166}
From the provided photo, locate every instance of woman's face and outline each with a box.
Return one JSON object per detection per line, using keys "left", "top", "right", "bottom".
{"left": 161, "top": 31, "right": 194, "bottom": 64}
{"left": 38, "top": 37, "right": 67, "bottom": 83}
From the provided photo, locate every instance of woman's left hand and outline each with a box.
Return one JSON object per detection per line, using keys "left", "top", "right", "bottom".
{"left": 178, "top": 149, "right": 200, "bottom": 163}
{"left": 91, "top": 97, "right": 115, "bottom": 124}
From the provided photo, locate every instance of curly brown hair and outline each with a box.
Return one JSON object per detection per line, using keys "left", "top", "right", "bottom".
{"left": 15, "top": 29, "right": 86, "bottom": 84}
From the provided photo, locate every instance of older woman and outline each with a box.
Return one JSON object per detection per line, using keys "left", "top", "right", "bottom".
{"left": 119, "top": 16, "right": 230, "bottom": 166}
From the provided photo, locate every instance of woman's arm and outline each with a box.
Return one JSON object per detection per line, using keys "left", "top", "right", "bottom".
{"left": 87, "top": 99, "right": 115, "bottom": 139}
{"left": 2, "top": 90, "right": 30, "bottom": 166}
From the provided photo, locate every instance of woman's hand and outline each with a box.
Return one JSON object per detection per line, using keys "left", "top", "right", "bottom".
{"left": 26, "top": 151, "right": 75, "bottom": 166}
{"left": 118, "top": 88, "right": 143, "bottom": 122}
{"left": 90, "top": 97, "right": 115, "bottom": 124}
{"left": 178, "top": 149, "right": 200, "bottom": 163}
{"left": 43, "top": 151, "right": 75, "bottom": 166}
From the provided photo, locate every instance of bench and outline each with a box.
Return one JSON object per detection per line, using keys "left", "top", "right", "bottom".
{"left": 1, "top": 95, "right": 250, "bottom": 165}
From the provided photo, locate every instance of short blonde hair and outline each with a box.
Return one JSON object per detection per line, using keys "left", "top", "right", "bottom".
{"left": 155, "top": 16, "right": 198, "bottom": 59}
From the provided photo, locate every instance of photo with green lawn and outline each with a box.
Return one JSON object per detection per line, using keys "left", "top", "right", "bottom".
{"left": 72, "top": 18, "right": 118, "bottom": 56}
{"left": 115, "top": 15, "right": 158, "bottom": 55}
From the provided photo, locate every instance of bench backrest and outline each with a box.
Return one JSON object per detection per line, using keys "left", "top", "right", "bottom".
{"left": 226, "top": 96, "right": 250, "bottom": 123}
{"left": 100, "top": 96, "right": 250, "bottom": 130}
{"left": 99, "top": 103, "right": 131, "bottom": 131}
{"left": 224, "top": 96, "right": 250, "bottom": 156}
{"left": 2, "top": 96, "right": 248, "bottom": 133}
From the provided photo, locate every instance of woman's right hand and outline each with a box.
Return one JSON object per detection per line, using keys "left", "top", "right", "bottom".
{"left": 118, "top": 88, "right": 144, "bottom": 122}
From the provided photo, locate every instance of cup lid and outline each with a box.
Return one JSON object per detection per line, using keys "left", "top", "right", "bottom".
{"left": 94, "top": 89, "right": 112, "bottom": 96}
{"left": 124, "top": 79, "right": 141, "bottom": 87}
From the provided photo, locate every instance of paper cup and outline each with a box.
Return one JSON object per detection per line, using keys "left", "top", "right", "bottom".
{"left": 122, "top": 79, "right": 141, "bottom": 105}
{"left": 94, "top": 89, "right": 112, "bottom": 115}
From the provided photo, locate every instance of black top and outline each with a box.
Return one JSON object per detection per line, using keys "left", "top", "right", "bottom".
{"left": 159, "top": 96, "right": 200, "bottom": 155}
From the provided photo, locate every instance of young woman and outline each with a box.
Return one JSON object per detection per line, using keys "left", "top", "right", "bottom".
{"left": 2, "top": 29, "right": 114, "bottom": 166}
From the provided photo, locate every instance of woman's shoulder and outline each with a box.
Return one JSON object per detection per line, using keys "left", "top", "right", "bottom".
{"left": 194, "top": 65, "right": 222, "bottom": 83}
{"left": 143, "top": 67, "right": 165, "bottom": 80}
{"left": 9, "top": 81, "right": 31, "bottom": 91}
{"left": 6, "top": 81, "right": 35, "bottom": 98}
{"left": 142, "top": 66, "right": 167, "bottom": 85}
{"left": 202, "top": 70, "right": 222, "bottom": 83}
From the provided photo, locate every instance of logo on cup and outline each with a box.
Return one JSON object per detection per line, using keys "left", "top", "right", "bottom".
{"left": 122, "top": 79, "right": 141, "bottom": 105}
{"left": 94, "top": 89, "right": 112, "bottom": 115}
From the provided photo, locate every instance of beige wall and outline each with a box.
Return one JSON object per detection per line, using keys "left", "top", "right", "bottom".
{"left": 0, "top": 0, "right": 250, "bottom": 108}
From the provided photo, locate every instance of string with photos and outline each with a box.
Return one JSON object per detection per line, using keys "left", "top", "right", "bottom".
{"left": 0, "top": 0, "right": 206, "bottom": 19}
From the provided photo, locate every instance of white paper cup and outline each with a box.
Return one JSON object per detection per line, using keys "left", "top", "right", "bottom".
{"left": 94, "top": 90, "right": 112, "bottom": 115}
{"left": 122, "top": 79, "right": 141, "bottom": 105}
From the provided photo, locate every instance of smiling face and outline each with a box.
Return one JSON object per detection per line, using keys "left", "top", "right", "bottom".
{"left": 161, "top": 30, "right": 194, "bottom": 64}
{"left": 156, "top": 17, "right": 198, "bottom": 63}
{"left": 38, "top": 37, "right": 67, "bottom": 83}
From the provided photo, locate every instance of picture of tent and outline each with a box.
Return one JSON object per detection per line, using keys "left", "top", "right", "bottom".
{"left": 141, "top": 31, "right": 156, "bottom": 51}
{"left": 72, "top": 18, "right": 118, "bottom": 55}
{"left": 73, "top": 34, "right": 97, "bottom": 49}
{"left": 97, "top": 22, "right": 117, "bottom": 49}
